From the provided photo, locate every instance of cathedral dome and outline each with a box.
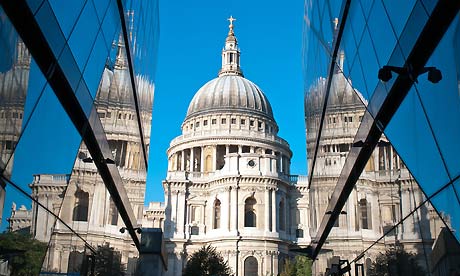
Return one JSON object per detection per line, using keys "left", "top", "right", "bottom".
{"left": 186, "top": 75, "right": 274, "bottom": 120}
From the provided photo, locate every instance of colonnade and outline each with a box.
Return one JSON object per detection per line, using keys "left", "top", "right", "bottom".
{"left": 170, "top": 144, "right": 290, "bottom": 174}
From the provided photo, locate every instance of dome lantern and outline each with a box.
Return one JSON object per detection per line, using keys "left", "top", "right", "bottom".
{"left": 219, "top": 16, "right": 243, "bottom": 77}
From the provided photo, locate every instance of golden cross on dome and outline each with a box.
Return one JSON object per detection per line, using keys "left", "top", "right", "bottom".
{"left": 228, "top": 15, "right": 236, "bottom": 28}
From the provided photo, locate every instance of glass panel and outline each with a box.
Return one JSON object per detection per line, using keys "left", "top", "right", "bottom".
{"left": 68, "top": 1, "right": 99, "bottom": 72}
{"left": 48, "top": 0, "right": 86, "bottom": 39}
{"left": 413, "top": 15, "right": 460, "bottom": 180}
{"left": 385, "top": 88, "right": 450, "bottom": 197}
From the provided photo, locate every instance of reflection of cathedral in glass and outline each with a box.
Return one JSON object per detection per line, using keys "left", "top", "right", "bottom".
{"left": 304, "top": 26, "right": 448, "bottom": 274}
{"left": 0, "top": 40, "right": 30, "bottom": 223}
{"left": 8, "top": 35, "right": 154, "bottom": 273}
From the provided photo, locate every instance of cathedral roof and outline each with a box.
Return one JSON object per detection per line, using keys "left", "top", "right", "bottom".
{"left": 185, "top": 16, "right": 274, "bottom": 121}
{"left": 186, "top": 75, "right": 274, "bottom": 120}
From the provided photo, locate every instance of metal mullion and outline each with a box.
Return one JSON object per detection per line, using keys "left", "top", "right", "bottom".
{"left": 308, "top": 0, "right": 352, "bottom": 188}
{"left": 115, "top": 0, "right": 149, "bottom": 171}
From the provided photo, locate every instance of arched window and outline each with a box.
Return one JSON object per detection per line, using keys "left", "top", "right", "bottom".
{"left": 279, "top": 199, "right": 285, "bottom": 230}
{"left": 244, "top": 256, "right": 258, "bottom": 276}
{"left": 359, "top": 199, "right": 372, "bottom": 229}
{"left": 213, "top": 199, "right": 221, "bottom": 229}
{"left": 73, "top": 189, "right": 89, "bottom": 221}
{"left": 244, "top": 197, "right": 257, "bottom": 227}
{"left": 108, "top": 198, "right": 118, "bottom": 225}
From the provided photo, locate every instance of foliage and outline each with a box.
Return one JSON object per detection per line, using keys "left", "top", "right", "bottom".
{"left": 280, "top": 255, "right": 312, "bottom": 276}
{"left": 94, "top": 244, "right": 126, "bottom": 276}
{"left": 0, "top": 231, "right": 47, "bottom": 276}
{"left": 183, "top": 245, "right": 232, "bottom": 276}
{"left": 368, "top": 246, "right": 426, "bottom": 276}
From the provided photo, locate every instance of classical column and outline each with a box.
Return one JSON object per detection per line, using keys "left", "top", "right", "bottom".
{"left": 225, "top": 145, "right": 229, "bottom": 155}
{"left": 171, "top": 190, "right": 178, "bottom": 235}
{"left": 280, "top": 155, "right": 284, "bottom": 173}
{"left": 231, "top": 186, "right": 238, "bottom": 232}
{"left": 200, "top": 146, "right": 205, "bottom": 172}
{"left": 227, "top": 187, "right": 231, "bottom": 231}
{"left": 271, "top": 188, "right": 277, "bottom": 232}
{"left": 212, "top": 146, "right": 217, "bottom": 171}
{"left": 181, "top": 150, "right": 185, "bottom": 171}
{"left": 201, "top": 203, "right": 206, "bottom": 234}
{"left": 190, "top": 147, "right": 195, "bottom": 172}
{"left": 265, "top": 187, "right": 270, "bottom": 232}
{"left": 185, "top": 203, "right": 191, "bottom": 239}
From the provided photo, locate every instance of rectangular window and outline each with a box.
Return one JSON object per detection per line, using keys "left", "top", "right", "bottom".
{"left": 106, "top": 112, "right": 111, "bottom": 118}
{"left": 250, "top": 120, "right": 254, "bottom": 127}
{"left": 221, "top": 118, "right": 226, "bottom": 124}
{"left": 203, "top": 120, "right": 208, "bottom": 126}
{"left": 258, "top": 122, "right": 262, "bottom": 128}
{"left": 98, "top": 112, "right": 105, "bottom": 118}
{"left": 212, "top": 119, "right": 217, "bottom": 124}
{"left": 349, "top": 116, "right": 353, "bottom": 122}
{"left": 196, "top": 122, "right": 200, "bottom": 127}
{"left": 231, "top": 118, "right": 236, "bottom": 124}
{"left": 241, "top": 119, "right": 245, "bottom": 125}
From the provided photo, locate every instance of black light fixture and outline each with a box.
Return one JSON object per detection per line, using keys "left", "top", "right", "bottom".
{"left": 120, "top": 227, "right": 142, "bottom": 234}
{"left": 105, "top": 158, "right": 115, "bottom": 164}
{"left": 378, "top": 65, "right": 442, "bottom": 83}
{"left": 82, "top": 157, "right": 93, "bottom": 163}
{"left": 427, "top": 67, "right": 442, "bottom": 83}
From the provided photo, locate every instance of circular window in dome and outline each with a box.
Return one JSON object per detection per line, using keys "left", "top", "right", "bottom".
{"left": 248, "top": 160, "right": 256, "bottom": 167}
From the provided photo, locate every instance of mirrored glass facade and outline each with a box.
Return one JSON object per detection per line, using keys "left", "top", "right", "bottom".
{"left": 303, "top": 0, "right": 460, "bottom": 275}
{"left": 0, "top": 0, "right": 158, "bottom": 274}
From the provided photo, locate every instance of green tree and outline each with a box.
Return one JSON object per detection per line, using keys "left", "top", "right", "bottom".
{"left": 183, "top": 245, "right": 232, "bottom": 276}
{"left": 368, "top": 246, "right": 425, "bottom": 276}
{"left": 280, "top": 256, "right": 312, "bottom": 276}
{"left": 94, "top": 244, "right": 126, "bottom": 276}
{"left": 0, "top": 231, "right": 47, "bottom": 276}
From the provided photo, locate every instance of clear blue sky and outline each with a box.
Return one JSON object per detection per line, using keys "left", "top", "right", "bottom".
{"left": 145, "top": 0, "right": 306, "bottom": 203}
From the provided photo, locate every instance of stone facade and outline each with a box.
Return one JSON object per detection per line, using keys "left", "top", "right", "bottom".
{"left": 141, "top": 22, "right": 445, "bottom": 276}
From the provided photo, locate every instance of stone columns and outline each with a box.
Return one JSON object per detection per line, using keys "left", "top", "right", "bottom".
{"left": 181, "top": 151, "right": 185, "bottom": 171}
{"left": 212, "top": 146, "right": 217, "bottom": 171}
{"left": 190, "top": 147, "right": 195, "bottom": 172}
{"left": 271, "top": 188, "right": 277, "bottom": 232}
{"left": 200, "top": 146, "right": 205, "bottom": 172}
{"left": 227, "top": 187, "right": 231, "bottom": 231}
{"left": 231, "top": 186, "right": 238, "bottom": 232}
{"left": 201, "top": 203, "right": 206, "bottom": 235}
{"left": 265, "top": 187, "right": 270, "bottom": 232}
